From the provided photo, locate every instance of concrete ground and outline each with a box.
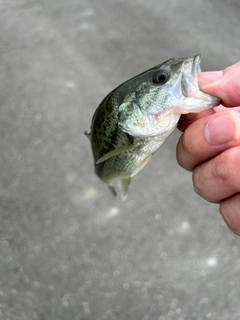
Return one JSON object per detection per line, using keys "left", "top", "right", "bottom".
{"left": 0, "top": 0, "right": 240, "bottom": 319}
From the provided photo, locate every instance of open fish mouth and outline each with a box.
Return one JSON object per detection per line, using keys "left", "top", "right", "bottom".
{"left": 179, "top": 54, "right": 221, "bottom": 110}
{"left": 182, "top": 54, "right": 202, "bottom": 84}
{"left": 191, "top": 54, "right": 201, "bottom": 78}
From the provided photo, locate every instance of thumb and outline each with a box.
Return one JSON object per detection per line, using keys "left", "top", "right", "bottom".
{"left": 198, "top": 61, "right": 240, "bottom": 107}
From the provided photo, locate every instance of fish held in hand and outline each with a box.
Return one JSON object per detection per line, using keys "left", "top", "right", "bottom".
{"left": 85, "top": 54, "right": 220, "bottom": 199}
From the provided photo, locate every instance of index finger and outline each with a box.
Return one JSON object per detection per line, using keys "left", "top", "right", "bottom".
{"left": 178, "top": 105, "right": 227, "bottom": 132}
{"left": 178, "top": 108, "right": 214, "bottom": 132}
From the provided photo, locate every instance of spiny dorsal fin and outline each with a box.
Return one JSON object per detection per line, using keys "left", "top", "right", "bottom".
{"left": 96, "top": 143, "right": 133, "bottom": 164}
{"left": 118, "top": 176, "right": 131, "bottom": 201}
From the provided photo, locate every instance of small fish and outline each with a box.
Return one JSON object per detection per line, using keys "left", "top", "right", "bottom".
{"left": 85, "top": 54, "right": 220, "bottom": 199}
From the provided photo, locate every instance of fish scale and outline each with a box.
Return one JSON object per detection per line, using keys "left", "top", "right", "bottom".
{"left": 85, "top": 54, "right": 220, "bottom": 199}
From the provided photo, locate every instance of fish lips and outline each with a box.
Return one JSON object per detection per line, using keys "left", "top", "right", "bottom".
{"left": 181, "top": 54, "right": 202, "bottom": 94}
{"left": 184, "top": 54, "right": 202, "bottom": 79}
{"left": 179, "top": 54, "right": 221, "bottom": 108}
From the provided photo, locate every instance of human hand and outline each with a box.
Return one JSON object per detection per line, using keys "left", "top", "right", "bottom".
{"left": 176, "top": 61, "right": 240, "bottom": 235}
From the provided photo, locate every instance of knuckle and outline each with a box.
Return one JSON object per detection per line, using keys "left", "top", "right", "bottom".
{"left": 192, "top": 167, "right": 203, "bottom": 196}
{"left": 181, "top": 128, "right": 196, "bottom": 157}
{"left": 213, "top": 153, "right": 230, "bottom": 183}
{"left": 220, "top": 196, "right": 240, "bottom": 236}
{"left": 219, "top": 200, "right": 229, "bottom": 220}
{"left": 191, "top": 147, "right": 240, "bottom": 204}
{"left": 192, "top": 161, "right": 222, "bottom": 203}
{"left": 176, "top": 129, "right": 196, "bottom": 171}
{"left": 214, "top": 148, "right": 240, "bottom": 185}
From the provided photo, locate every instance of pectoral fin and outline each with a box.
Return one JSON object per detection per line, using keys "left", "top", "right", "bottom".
{"left": 96, "top": 143, "right": 133, "bottom": 164}
{"left": 118, "top": 176, "right": 131, "bottom": 200}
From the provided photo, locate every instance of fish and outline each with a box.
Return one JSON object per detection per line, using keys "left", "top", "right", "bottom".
{"left": 85, "top": 54, "right": 220, "bottom": 200}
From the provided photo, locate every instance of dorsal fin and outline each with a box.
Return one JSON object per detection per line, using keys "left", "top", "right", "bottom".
{"left": 84, "top": 131, "right": 91, "bottom": 141}
{"left": 96, "top": 143, "right": 133, "bottom": 164}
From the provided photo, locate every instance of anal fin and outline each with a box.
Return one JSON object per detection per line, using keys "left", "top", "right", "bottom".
{"left": 118, "top": 176, "right": 131, "bottom": 201}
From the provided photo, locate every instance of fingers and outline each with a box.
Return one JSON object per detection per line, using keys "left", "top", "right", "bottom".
{"left": 177, "top": 61, "right": 240, "bottom": 236}
{"left": 178, "top": 105, "right": 229, "bottom": 132}
{"left": 220, "top": 194, "right": 240, "bottom": 236}
{"left": 177, "top": 110, "right": 240, "bottom": 171}
{"left": 192, "top": 146, "right": 240, "bottom": 203}
{"left": 178, "top": 61, "right": 240, "bottom": 132}
{"left": 177, "top": 108, "right": 214, "bottom": 132}
{"left": 198, "top": 61, "right": 240, "bottom": 107}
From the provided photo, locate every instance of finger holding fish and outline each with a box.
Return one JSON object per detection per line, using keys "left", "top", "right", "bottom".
{"left": 178, "top": 62, "right": 240, "bottom": 132}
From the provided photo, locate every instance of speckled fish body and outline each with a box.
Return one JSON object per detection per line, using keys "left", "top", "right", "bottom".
{"left": 85, "top": 55, "right": 220, "bottom": 199}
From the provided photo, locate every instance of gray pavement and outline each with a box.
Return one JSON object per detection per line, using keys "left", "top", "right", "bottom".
{"left": 0, "top": 0, "right": 240, "bottom": 319}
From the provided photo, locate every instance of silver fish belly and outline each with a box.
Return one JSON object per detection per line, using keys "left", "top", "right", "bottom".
{"left": 85, "top": 54, "right": 220, "bottom": 199}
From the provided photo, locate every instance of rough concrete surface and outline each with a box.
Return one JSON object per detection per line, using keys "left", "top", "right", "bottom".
{"left": 0, "top": 0, "right": 240, "bottom": 319}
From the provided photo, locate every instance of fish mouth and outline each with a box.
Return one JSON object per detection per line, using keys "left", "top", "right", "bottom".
{"left": 191, "top": 54, "right": 201, "bottom": 78}
{"left": 177, "top": 54, "right": 202, "bottom": 100}
{"left": 174, "top": 54, "right": 221, "bottom": 112}
{"left": 182, "top": 54, "right": 201, "bottom": 85}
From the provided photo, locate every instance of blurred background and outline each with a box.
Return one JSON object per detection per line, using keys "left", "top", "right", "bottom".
{"left": 0, "top": 0, "right": 240, "bottom": 319}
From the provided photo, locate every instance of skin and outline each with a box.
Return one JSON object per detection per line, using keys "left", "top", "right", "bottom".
{"left": 177, "top": 61, "right": 240, "bottom": 236}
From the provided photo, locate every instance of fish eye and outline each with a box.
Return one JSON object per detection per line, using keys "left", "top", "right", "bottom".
{"left": 152, "top": 69, "right": 170, "bottom": 85}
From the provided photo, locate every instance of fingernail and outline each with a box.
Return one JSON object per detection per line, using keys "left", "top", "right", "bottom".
{"left": 198, "top": 71, "right": 223, "bottom": 84}
{"left": 205, "top": 111, "right": 240, "bottom": 145}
